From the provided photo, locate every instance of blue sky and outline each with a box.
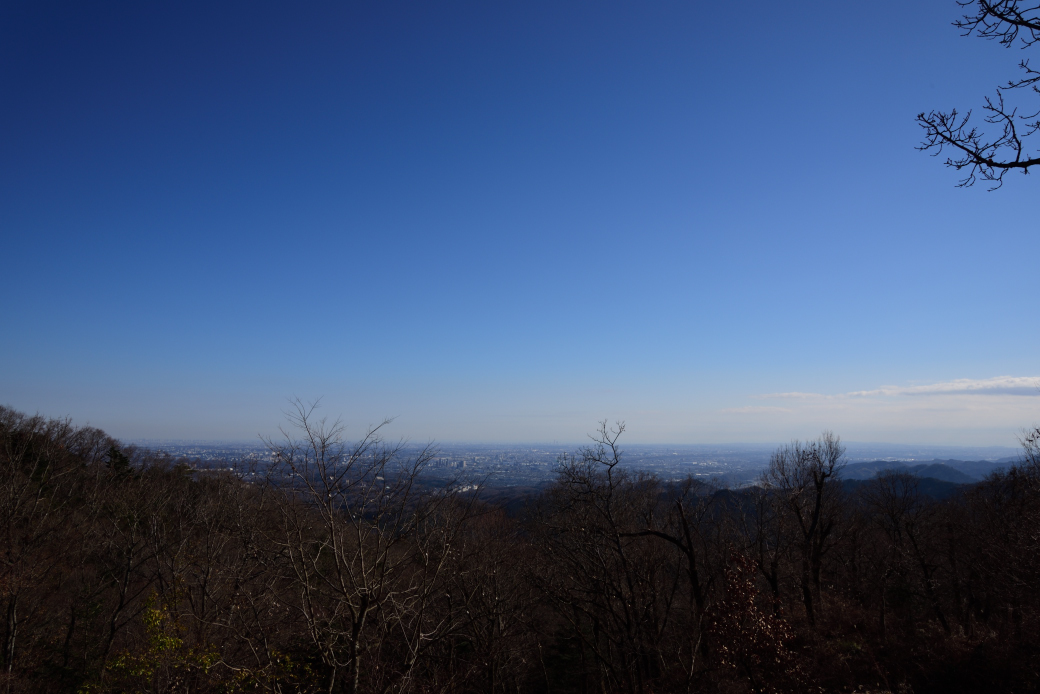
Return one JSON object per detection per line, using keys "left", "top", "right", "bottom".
{"left": 1, "top": 0, "right": 1038, "bottom": 444}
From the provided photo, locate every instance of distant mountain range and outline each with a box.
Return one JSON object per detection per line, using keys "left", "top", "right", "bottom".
{"left": 835, "top": 459, "right": 1021, "bottom": 500}
{"left": 840, "top": 459, "right": 1012, "bottom": 483}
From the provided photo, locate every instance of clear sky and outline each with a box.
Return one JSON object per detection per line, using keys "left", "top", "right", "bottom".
{"left": 2, "top": 0, "right": 1038, "bottom": 445}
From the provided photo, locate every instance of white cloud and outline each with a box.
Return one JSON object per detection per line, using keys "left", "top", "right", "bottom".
{"left": 758, "top": 376, "right": 1040, "bottom": 401}
{"left": 851, "top": 376, "right": 1040, "bottom": 398}
{"left": 717, "top": 376, "right": 1040, "bottom": 445}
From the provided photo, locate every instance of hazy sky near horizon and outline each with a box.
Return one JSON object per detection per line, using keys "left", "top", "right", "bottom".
{"left": 2, "top": 0, "right": 1038, "bottom": 446}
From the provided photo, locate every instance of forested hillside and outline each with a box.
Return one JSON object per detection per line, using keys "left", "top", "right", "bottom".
{"left": 1, "top": 404, "right": 1038, "bottom": 693}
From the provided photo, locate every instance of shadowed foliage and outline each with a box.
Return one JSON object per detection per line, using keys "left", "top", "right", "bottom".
{"left": 0, "top": 406, "right": 1038, "bottom": 693}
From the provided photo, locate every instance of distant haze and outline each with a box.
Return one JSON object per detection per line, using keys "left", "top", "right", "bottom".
{"left": 6, "top": 373, "right": 1039, "bottom": 447}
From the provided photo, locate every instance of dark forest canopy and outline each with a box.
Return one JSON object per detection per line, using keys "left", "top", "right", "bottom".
{"left": 1, "top": 404, "right": 1039, "bottom": 693}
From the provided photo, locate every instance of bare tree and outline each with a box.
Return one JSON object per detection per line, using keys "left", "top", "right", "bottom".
{"left": 532, "top": 422, "right": 705, "bottom": 694}
{"left": 737, "top": 483, "right": 793, "bottom": 613}
{"left": 619, "top": 475, "right": 725, "bottom": 689}
{"left": 263, "top": 400, "right": 469, "bottom": 694}
{"left": 918, "top": 1, "right": 1040, "bottom": 188}
{"left": 861, "top": 471, "right": 952, "bottom": 635}
{"left": 441, "top": 507, "right": 541, "bottom": 693}
{"left": 761, "top": 432, "right": 846, "bottom": 626}
{"left": 0, "top": 408, "right": 114, "bottom": 689}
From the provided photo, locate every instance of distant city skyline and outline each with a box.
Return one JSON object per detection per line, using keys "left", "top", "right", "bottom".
{"left": 133, "top": 440, "right": 1021, "bottom": 493}
{"left": 134, "top": 439, "right": 1021, "bottom": 462}
{"left": 2, "top": 1, "right": 1038, "bottom": 446}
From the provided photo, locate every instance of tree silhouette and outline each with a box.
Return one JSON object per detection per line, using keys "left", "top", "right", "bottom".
{"left": 918, "top": 1, "right": 1040, "bottom": 188}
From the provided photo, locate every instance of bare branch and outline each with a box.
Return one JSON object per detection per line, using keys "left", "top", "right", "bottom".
{"left": 921, "top": 2, "right": 1040, "bottom": 187}
{"left": 955, "top": 1, "right": 1040, "bottom": 47}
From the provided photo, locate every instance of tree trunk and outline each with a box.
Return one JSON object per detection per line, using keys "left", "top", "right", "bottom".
{"left": 4, "top": 594, "right": 17, "bottom": 677}
{"left": 800, "top": 555, "right": 815, "bottom": 626}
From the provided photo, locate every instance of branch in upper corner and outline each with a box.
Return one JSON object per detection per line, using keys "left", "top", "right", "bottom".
{"left": 955, "top": 1, "right": 1040, "bottom": 48}
{"left": 917, "top": 90, "right": 1040, "bottom": 189}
